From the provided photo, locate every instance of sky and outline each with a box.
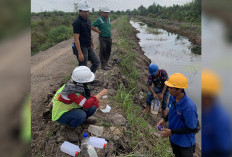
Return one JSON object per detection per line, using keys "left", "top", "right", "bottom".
{"left": 31, "top": 0, "right": 194, "bottom": 13}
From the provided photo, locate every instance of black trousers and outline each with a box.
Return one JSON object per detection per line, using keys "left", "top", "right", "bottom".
{"left": 99, "top": 36, "right": 112, "bottom": 67}
{"left": 171, "top": 142, "right": 195, "bottom": 157}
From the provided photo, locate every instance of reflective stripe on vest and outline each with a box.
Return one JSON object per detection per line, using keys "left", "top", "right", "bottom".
{"left": 99, "top": 17, "right": 104, "bottom": 24}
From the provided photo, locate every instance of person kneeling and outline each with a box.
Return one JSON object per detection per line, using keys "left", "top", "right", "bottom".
{"left": 51, "top": 66, "right": 108, "bottom": 142}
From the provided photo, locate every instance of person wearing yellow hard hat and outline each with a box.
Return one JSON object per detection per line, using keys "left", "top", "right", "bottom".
{"left": 157, "top": 73, "right": 199, "bottom": 157}
{"left": 202, "top": 70, "right": 232, "bottom": 157}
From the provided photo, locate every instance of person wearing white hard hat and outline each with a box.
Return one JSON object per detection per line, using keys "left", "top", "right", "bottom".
{"left": 91, "top": 6, "right": 112, "bottom": 70}
{"left": 72, "top": 0, "right": 100, "bottom": 73}
{"left": 51, "top": 66, "right": 108, "bottom": 142}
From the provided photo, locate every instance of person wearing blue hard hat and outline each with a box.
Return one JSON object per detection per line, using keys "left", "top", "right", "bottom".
{"left": 143, "top": 63, "right": 169, "bottom": 117}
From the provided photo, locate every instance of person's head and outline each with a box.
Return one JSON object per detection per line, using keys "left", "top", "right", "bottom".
{"left": 79, "top": 10, "right": 89, "bottom": 19}
{"left": 165, "top": 73, "right": 188, "bottom": 97}
{"left": 71, "top": 66, "right": 95, "bottom": 84}
{"left": 101, "top": 6, "right": 110, "bottom": 19}
{"left": 201, "top": 69, "right": 221, "bottom": 109}
{"left": 148, "top": 63, "right": 159, "bottom": 76}
{"left": 78, "top": 0, "right": 91, "bottom": 19}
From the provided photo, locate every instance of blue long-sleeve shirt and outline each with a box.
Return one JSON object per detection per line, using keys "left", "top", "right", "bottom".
{"left": 202, "top": 100, "right": 232, "bottom": 156}
{"left": 168, "top": 94, "right": 198, "bottom": 147}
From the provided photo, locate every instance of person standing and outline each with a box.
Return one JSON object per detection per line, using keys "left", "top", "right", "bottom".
{"left": 157, "top": 73, "right": 199, "bottom": 157}
{"left": 72, "top": 0, "right": 100, "bottom": 73}
{"left": 91, "top": 6, "right": 112, "bottom": 70}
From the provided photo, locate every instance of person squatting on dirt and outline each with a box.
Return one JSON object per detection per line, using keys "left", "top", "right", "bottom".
{"left": 91, "top": 6, "right": 112, "bottom": 70}
{"left": 157, "top": 73, "right": 199, "bottom": 157}
{"left": 51, "top": 66, "right": 108, "bottom": 142}
{"left": 143, "top": 63, "right": 169, "bottom": 117}
{"left": 72, "top": 0, "right": 100, "bottom": 73}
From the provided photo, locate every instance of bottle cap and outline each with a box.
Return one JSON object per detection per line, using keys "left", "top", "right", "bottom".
{"left": 83, "top": 133, "right": 88, "bottom": 138}
{"left": 75, "top": 151, "right": 79, "bottom": 156}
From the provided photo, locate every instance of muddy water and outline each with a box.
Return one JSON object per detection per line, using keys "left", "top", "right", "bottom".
{"left": 130, "top": 20, "right": 201, "bottom": 145}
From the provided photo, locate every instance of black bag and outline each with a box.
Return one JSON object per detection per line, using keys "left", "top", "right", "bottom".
{"left": 173, "top": 102, "right": 201, "bottom": 134}
{"left": 72, "top": 42, "right": 78, "bottom": 56}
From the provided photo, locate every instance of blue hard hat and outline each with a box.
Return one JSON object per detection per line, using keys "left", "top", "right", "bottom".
{"left": 148, "top": 63, "right": 158, "bottom": 75}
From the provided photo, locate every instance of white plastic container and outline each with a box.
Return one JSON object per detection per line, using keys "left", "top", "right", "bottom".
{"left": 87, "top": 145, "right": 98, "bottom": 157}
{"left": 89, "top": 137, "right": 107, "bottom": 149}
{"left": 88, "top": 125, "right": 104, "bottom": 136}
{"left": 99, "top": 95, "right": 108, "bottom": 109}
{"left": 100, "top": 104, "right": 111, "bottom": 113}
{"left": 151, "top": 98, "right": 160, "bottom": 115}
{"left": 60, "top": 141, "right": 81, "bottom": 157}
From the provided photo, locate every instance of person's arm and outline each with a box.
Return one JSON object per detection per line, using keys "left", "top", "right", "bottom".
{"left": 68, "top": 93, "right": 99, "bottom": 109}
{"left": 91, "top": 26, "right": 101, "bottom": 34}
{"left": 147, "top": 75, "right": 157, "bottom": 98}
{"left": 158, "top": 85, "right": 167, "bottom": 102}
{"left": 148, "top": 85, "right": 158, "bottom": 99}
{"left": 74, "top": 34, "right": 84, "bottom": 62}
{"left": 91, "top": 33, "right": 95, "bottom": 51}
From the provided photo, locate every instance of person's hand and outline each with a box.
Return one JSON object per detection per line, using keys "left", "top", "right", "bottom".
{"left": 100, "top": 89, "right": 108, "bottom": 96}
{"left": 157, "top": 118, "right": 165, "bottom": 129}
{"left": 153, "top": 93, "right": 158, "bottom": 99}
{"left": 92, "top": 45, "right": 96, "bottom": 52}
{"left": 158, "top": 94, "right": 164, "bottom": 102}
{"left": 78, "top": 52, "right": 84, "bottom": 62}
{"left": 161, "top": 128, "right": 171, "bottom": 138}
{"left": 98, "top": 31, "right": 101, "bottom": 35}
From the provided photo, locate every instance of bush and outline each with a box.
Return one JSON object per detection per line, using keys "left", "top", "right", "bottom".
{"left": 47, "top": 25, "right": 72, "bottom": 44}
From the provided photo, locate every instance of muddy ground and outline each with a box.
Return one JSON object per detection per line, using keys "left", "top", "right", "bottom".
{"left": 31, "top": 17, "right": 201, "bottom": 157}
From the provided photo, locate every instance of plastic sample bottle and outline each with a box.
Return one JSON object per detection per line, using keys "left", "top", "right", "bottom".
{"left": 60, "top": 141, "right": 80, "bottom": 157}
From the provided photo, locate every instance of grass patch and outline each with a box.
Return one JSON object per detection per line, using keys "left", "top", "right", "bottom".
{"left": 102, "top": 122, "right": 112, "bottom": 128}
{"left": 146, "top": 27, "right": 162, "bottom": 34}
{"left": 113, "top": 16, "right": 173, "bottom": 156}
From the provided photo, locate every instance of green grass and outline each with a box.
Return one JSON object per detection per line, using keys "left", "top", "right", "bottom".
{"left": 102, "top": 122, "right": 112, "bottom": 128}
{"left": 113, "top": 16, "right": 173, "bottom": 156}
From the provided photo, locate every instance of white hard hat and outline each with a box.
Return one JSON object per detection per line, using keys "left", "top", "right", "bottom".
{"left": 101, "top": 6, "right": 111, "bottom": 13}
{"left": 78, "top": 0, "right": 91, "bottom": 11}
{"left": 71, "top": 66, "right": 95, "bottom": 83}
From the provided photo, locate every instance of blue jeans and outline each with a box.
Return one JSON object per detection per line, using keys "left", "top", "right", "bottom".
{"left": 57, "top": 106, "right": 97, "bottom": 127}
{"left": 146, "top": 86, "right": 169, "bottom": 110}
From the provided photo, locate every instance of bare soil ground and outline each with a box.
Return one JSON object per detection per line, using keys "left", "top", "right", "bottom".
{"left": 31, "top": 17, "right": 201, "bottom": 157}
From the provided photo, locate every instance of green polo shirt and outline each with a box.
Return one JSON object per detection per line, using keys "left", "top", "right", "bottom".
{"left": 92, "top": 16, "right": 111, "bottom": 38}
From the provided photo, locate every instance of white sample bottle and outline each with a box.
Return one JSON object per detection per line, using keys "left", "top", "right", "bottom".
{"left": 99, "top": 95, "right": 108, "bottom": 109}
{"left": 89, "top": 137, "right": 107, "bottom": 149}
{"left": 87, "top": 145, "right": 98, "bottom": 157}
{"left": 60, "top": 141, "right": 80, "bottom": 157}
{"left": 151, "top": 98, "right": 160, "bottom": 115}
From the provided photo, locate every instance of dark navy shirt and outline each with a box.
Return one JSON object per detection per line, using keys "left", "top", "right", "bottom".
{"left": 72, "top": 15, "right": 92, "bottom": 47}
{"left": 168, "top": 94, "right": 198, "bottom": 147}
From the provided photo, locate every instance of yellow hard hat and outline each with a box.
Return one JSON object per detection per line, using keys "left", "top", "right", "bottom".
{"left": 201, "top": 69, "right": 221, "bottom": 96}
{"left": 165, "top": 73, "right": 188, "bottom": 89}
